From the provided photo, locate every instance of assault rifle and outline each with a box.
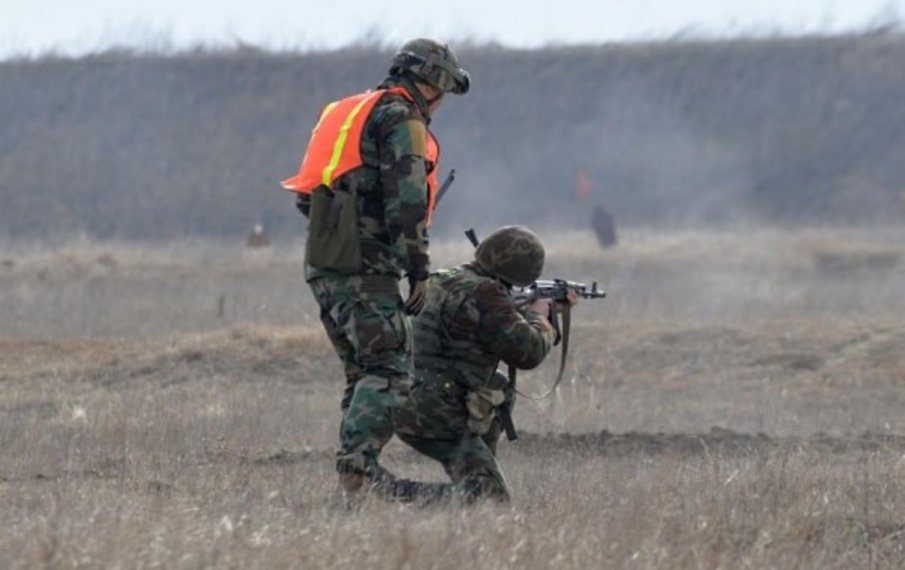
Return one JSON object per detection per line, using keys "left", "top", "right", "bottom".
{"left": 498, "top": 279, "right": 606, "bottom": 441}
{"left": 512, "top": 279, "right": 607, "bottom": 306}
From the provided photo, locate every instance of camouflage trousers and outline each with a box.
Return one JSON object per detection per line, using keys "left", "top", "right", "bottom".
{"left": 385, "top": 370, "right": 514, "bottom": 503}
{"left": 308, "top": 274, "right": 412, "bottom": 477}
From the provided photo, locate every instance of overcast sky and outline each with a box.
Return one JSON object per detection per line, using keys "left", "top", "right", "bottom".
{"left": 3, "top": 0, "right": 904, "bottom": 57}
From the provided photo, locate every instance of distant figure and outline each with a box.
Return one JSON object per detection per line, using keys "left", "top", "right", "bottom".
{"left": 591, "top": 205, "right": 618, "bottom": 248}
{"left": 246, "top": 224, "right": 270, "bottom": 249}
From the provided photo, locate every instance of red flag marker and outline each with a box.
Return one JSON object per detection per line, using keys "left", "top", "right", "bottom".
{"left": 577, "top": 169, "right": 593, "bottom": 200}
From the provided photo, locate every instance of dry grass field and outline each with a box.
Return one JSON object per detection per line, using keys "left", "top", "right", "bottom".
{"left": 2, "top": 227, "right": 905, "bottom": 569}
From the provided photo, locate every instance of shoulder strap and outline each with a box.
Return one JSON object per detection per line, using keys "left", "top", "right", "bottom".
{"left": 515, "top": 303, "right": 571, "bottom": 401}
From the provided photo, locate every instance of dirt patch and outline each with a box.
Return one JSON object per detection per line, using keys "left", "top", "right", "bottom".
{"left": 515, "top": 429, "right": 905, "bottom": 458}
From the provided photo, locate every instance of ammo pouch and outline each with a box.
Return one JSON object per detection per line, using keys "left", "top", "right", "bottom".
{"left": 305, "top": 184, "right": 362, "bottom": 273}
{"left": 465, "top": 388, "right": 507, "bottom": 435}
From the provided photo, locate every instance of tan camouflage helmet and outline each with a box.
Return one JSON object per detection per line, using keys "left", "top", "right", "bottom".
{"left": 474, "top": 225, "right": 545, "bottom": 287}
{"left": 389, "top": 38, "right": 470, "bottom": 95}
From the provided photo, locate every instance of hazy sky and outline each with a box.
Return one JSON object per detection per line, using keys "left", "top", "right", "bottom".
{"left": 3, "top": 0, "right": 904, "bottom": 57}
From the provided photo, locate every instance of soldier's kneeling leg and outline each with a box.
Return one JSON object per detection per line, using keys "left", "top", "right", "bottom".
{"left": 460, "top": 472, "right": 510, "bottom": 503}
{"left": 368, "top": 465, "right": 455, "bottom": 505}
{"left": 449, "top": 435, "right": 511, "bottom": 503}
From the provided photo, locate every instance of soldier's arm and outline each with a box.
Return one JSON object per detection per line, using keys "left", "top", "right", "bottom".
{"left": 377, "top": 109, "right": 430, "bottom": 279}
{"left": 471, "top": 282, "right": 555, "bottom": 370}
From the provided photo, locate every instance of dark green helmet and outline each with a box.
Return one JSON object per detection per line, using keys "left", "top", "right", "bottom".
{"left": 474, "top": 225, "right": 545, "bottom": 287}
{"left": 389, "top": 38, "right": 470, "bottom": 95}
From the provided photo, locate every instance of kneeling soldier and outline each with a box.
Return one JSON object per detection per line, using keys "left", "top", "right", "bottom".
{"left": 382, "top": 225, "right": 578, "bottom": 503}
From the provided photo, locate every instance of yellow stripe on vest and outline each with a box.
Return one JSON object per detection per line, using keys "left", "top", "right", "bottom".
{"left": 321, "top": 95, "right": 375, "bottom": 186}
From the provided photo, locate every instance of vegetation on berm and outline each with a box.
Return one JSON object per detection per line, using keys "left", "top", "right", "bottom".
{"left": 1, "top": 32, "right": 904, "bottom": 242}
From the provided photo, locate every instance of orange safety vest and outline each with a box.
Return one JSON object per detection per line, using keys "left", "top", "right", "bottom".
{"left": 281, "top": 87, "right": 440, "bottom": 225}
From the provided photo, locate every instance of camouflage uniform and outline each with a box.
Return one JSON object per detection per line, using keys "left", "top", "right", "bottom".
{"left": 388, "top": 262, "right": 556, "bottom": 503}
{"left": 299, "top": 75, "right": 435, "bottom": 479}
{"left": 294, "top": 39, "right": 469, "bottom": 492}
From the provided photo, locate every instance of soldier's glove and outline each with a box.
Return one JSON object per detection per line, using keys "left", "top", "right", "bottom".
{"left": 404, "top": 277, "right": 429, "bottom": 316}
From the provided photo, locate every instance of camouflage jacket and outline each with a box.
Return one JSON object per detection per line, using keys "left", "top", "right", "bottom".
{"left": 300, "top": 76, "right": 434, "bottom": 282}
{"left": 412, "top": 263, "right": 555, "bottom": 392}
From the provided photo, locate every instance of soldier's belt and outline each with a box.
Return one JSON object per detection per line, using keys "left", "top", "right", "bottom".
{"left": 415, "top": 357, "right": 488, "bottom": 381}
{"left": 358, "top": 275, "right": 401, "bottom": 294}
{"left": 414, "top": 371, "right": 469, "bottom": 400}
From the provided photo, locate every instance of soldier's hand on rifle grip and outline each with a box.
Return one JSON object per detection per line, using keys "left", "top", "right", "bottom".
{"left": 526, "top": 297, "right": 558, "bottom": 338}
{"left": 526, "top": 297, "right": 553, "bottom": 318}
{"left": 561, "top": 289, "right": 580, "bottom": 307}
{"left": 404, "top": 277, "right": 429, "bottom": 315}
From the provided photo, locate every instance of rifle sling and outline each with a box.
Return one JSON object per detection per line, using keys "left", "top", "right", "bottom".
{"left": 501, "top": 364, "right": 518, "bottom": 441}
{"left": 498, "top": 304, "right": 572, "bottom": 441}
{"left": 515, "top": 303, "right": 571, "bottom": 401}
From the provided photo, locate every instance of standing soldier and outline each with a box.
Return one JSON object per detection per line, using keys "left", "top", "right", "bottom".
{"left": 281, "top": 39, "right": 470, "bottom": 497}
{"left": 379, "top": 226, "right": 578, "bottom": 503}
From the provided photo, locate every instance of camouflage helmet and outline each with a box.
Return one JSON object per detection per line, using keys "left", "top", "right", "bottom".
{"left": 474, "top": 225, "right": 545, "bottom": 287}
{"left": 389, "top": 38, "right": 470, "bottom": 95}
